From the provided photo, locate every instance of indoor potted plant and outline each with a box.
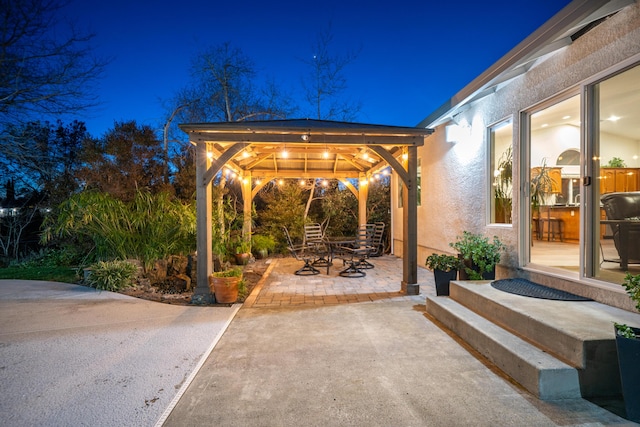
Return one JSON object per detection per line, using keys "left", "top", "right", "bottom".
{"left": 614, "top": 272, "right": 640, "bottom": 423}
{"left": 449, "top": 231, "right": 504, "bottom": 280}
{"left": 208, "top": 266, "right": 244, "bottom": 303}
{"left": 425, "top": 253, "right": 461, "bottom": 296}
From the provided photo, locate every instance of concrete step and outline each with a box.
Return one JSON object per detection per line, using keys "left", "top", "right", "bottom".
{"left": 426, "top": 295, "right": 581, "bottom": 400}
{"left": 427, "top": 280, "right": 640, "bottom": 398}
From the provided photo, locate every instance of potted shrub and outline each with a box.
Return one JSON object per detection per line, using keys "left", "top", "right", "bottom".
{"left": 425, "top": 253, "right": 461, "bottom": 296}
{"left": 208, "top": 266, "right": 243, "bottom": 303}
{"left": 449, "top": 231, "right": 505, "bottom": 280}
{"left": 233, "top": 238, "right": 251, "bottom": 265}
{"left": 614, "top": 273, "right": 640, "bottom": 423}
{"left": 252, "top": 234, "right": 276, "bottom": 259}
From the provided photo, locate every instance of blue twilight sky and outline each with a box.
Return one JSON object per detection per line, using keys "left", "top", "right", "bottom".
{"left": 64, "top": 0, "right": 572, "bottom": 138}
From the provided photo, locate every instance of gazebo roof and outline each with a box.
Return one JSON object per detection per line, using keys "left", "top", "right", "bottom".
{"left": 180, "top": 119, "right": 431, "bottom": 180}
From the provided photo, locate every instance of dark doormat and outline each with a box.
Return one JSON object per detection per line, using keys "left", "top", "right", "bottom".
{"left": 491, "top": 278, "right": 592, "bottom": 301}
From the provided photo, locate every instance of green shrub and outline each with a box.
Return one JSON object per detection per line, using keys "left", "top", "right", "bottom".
{"left": 425, "top": 253, "right": 461, "bottom": 272}
{"left": 42, "top": 190, "right": 196, "bottom": 269}
{"left": 85, "top": 260, "right": 137, "bottom": 291}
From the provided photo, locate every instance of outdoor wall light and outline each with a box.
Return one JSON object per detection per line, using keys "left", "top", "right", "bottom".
{"left": 445, "top": 123, "right": 471, "bottom": 143}
{"left": 206, "top": 152, "right": 214, "bottom": 160}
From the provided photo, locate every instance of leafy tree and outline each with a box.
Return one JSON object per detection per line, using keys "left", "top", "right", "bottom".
{"left": 0, "top": 0, "right": 106, "bottom": 145}
{"left": 78, "top": 121, "right": 172, "bottom": 202}
{"left": 0, "top": 120, "right": 87, "bottom": 260}
{"left": 258, "top": 180, "right": 306, "bottom": 249}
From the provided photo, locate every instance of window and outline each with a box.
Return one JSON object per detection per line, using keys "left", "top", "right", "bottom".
{"left": 489, "top": 120, "right": 513, "bottom": 224}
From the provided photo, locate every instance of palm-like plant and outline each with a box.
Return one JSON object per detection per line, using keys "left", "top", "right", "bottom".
{"left": 42, "top": 190, "right": 196, "bottom": 270}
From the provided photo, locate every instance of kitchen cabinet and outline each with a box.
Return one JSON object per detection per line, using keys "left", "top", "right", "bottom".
{"left": 599, "top": 168, "right": 640, "bottom": 194}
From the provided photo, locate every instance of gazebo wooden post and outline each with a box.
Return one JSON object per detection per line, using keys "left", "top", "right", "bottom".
{"left": 402, "top": 145, "right": 419, "bottom": 295}
{"left": 194, "top": 140, "right": 213, "bottom": 304}
{"left": 358, "top": 173, "right": 368, "bottom": 226}
{"left": 242, "top": 171, "right": 252, "bottom": 240}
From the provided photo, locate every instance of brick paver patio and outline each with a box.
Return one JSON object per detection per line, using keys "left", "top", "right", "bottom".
{"left": 245, "top": 255, "right": 433, "bottom": 308}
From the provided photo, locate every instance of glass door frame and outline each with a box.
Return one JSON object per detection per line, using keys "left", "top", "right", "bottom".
{"left": 519, "top": 88, "right": 582, "bottom": 273}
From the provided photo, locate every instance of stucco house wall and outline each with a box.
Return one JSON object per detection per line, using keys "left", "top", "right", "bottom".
{"left": 393, "top": 1, "right": 640, "bottom": 290}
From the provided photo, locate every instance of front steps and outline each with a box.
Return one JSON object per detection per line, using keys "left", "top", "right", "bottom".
{"left": 426, "top": 280, "right": 640, "bottom": 400}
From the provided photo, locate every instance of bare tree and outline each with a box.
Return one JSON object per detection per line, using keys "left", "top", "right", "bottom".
{"left": 0, "top": 0, "right": 106, "bottom": 123}
{"left": 300, "top": 27, "right": 361, "bottom": 122}
{"left": 299, "top": 28, "right": 362, "bottom": 222}
{"left": 0, "top": 0, "right": 107, "bottom": 180}
{"left": 168, "top": 42, "right": 295, "bottom": 240}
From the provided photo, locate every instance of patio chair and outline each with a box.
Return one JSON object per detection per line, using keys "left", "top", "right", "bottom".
{"left": 304, "top": 223, "right": 331, "bottom": 271}
{"left": 282, "top": 226, "right": 321, "bottom": 276}
{"left": 336, "top": 224, "right": 375, "bottom": 277}
{"left": 369, "top": 222, "right": 385, "bottom": 257}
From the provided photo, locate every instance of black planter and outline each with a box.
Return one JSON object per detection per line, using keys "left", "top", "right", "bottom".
{"left": 433, "top": 269, "right": 457, "bottom": 296}
{"left": 458, "top": 258, "right": 495, "bottom": 280}
{"left": 615, "top": 326, "right": 640, "bottom": 423}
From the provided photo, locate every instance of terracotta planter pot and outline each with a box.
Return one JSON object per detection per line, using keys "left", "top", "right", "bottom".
{"left": 208, "top": 275, "right": 240, "bottom": 303}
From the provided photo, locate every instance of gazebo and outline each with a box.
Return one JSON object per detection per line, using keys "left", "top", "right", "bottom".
{"left": 179, "top": 119, "right": 431, "bottom": 301}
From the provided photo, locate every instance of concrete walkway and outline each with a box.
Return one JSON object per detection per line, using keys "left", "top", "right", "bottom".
{"left": 0, "top": 279, "right": 240, "bottom": 427}
{"left": 162, "top": 257, "right": 635, "bottom": 426}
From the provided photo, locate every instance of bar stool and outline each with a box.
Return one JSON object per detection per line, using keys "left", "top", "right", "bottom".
{"left": 539, "top": 217, "right": 564, "bottom": 241}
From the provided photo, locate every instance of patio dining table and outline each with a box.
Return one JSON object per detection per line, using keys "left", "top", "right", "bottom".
{"left": 323, "top": 236, "right": 356, "bottom": 263}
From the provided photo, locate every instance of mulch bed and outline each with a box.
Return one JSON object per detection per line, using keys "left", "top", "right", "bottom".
{"left": 119, "top": 258, "right": 271, "bottom": 305}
